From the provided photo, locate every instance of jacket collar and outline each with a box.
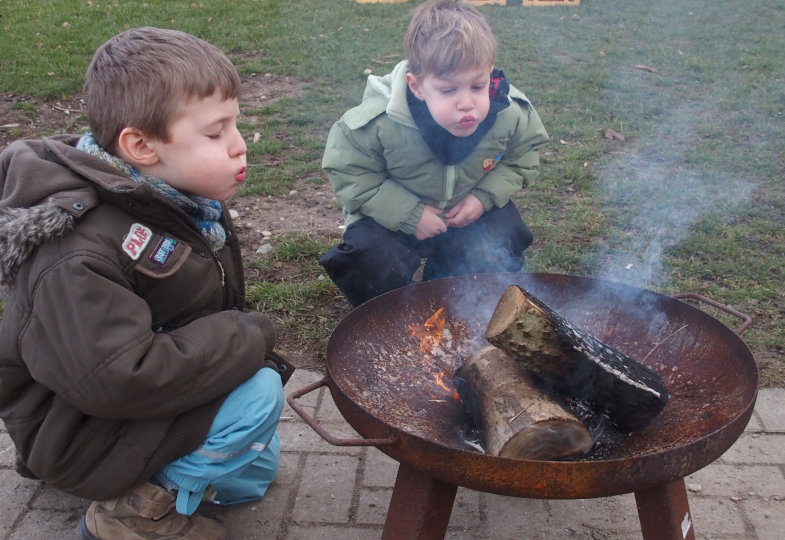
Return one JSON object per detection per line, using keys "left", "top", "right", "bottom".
{"left": 383, "top": 60, "right": 415, "bottom": 126}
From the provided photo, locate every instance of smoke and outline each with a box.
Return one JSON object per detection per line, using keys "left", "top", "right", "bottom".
{"left": 587, "top": 99, "right": 753, "bottom": 289}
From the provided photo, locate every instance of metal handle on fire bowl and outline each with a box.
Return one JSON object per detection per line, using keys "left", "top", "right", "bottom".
{"left": 672, "top": 292, "right": 753, "bottom": 334}
{"left": 286, "top": 377, "right": 399, "bottom": 447}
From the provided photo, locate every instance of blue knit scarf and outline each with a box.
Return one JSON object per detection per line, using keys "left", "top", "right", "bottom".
{"left": 77, "top": 133, "right": 226, "bottom": 252}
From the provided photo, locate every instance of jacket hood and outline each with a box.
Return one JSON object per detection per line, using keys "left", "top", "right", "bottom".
{"left": 0, "top": 135, "right": 132, "bottom": 290}
{"left": 360, "top": 60, "right": 414, "bottom": 127}
{"left": 0, "top": 203, "right": 75, "bottom": 291}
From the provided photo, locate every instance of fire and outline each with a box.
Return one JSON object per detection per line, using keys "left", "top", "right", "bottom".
{"left": 410, "top": 308, "right": 461, "bottom": 402}
{"left": 408, "top": 307, "right": 447, "bottom": 353}
{"left": 434, "top": 371, "right": 451, "bottom": 392}
{"left": 434, "top": 371, "right": 461, "bottom": 402}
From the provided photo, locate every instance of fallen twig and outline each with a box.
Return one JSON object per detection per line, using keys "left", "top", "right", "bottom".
{"left": 642, "top": 325, "right": 689, "bottom": 364}
{"left": 52, "top": 103, "right": 83, "bottom": 114}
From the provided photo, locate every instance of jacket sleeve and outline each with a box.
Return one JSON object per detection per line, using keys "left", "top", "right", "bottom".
{"left": 19, "top": 251, "right": 271, "bottom": 420}
{"left": 472, "top": 101, "right": 550, "bottom": 209}
{"left": 322, "top": 121, "right": 424, "bottom": 234}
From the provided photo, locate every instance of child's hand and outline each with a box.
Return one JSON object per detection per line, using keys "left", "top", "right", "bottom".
{"left": 414, "top": 205, "right": 447, "bottom": 240}
{"left": 445, "top": 194, "right": 484, "bottom": 228}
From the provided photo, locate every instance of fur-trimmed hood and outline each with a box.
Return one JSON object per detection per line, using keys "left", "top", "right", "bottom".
{"left": 0, "top": 135, "right": 133, "bottom": 290}
{"left": 0, "top": 203, "right": 75, "bottom": 290}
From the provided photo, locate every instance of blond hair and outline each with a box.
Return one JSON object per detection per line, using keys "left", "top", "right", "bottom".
{"left": 404, "top": 0, "right": 497, "bottom": 79}
{"left": 84, "top": 27, "right": 242, "bottom": 153}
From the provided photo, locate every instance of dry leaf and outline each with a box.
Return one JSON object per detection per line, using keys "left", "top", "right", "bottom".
{"left": 634, "top": 64, "right": 658, "bottom": 73}
{"left": 604, "top": 129, "right": 625, "bottom": 141}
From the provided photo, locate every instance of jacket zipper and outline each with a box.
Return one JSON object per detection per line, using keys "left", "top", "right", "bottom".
{"left": 216, "top": 258, "right": 225, "bottom": 287}
{"left": 444, "top": 166, "right": 456, "bottom": 204}
{"left": 162, "top": 201, "right": 227, "bottom": 295}
{"left": 389, "top": 115, "right": 457, "bottom": 207}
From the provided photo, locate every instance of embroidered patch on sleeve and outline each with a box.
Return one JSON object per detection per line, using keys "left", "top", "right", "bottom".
{"left": 132, "top": 232, "right": 192, "bottom": 279}
{"left": 122, "top": 223, "right": 153, "bottom": 260}
{"left": 150, "top": 237, "right": 178, "bottom": 266}
{"left": 483, "top": 152, "right": 505, "bottom": 172}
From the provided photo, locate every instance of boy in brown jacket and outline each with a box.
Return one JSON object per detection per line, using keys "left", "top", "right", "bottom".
{"left": 0, "top": 27, "right": 290, "bottom": 540}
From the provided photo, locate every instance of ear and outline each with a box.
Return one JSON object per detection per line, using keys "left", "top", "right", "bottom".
{"left": 406, "top": 72, "right": 424, "bottom": 100}
{"left": 115, "top": 127, "right": 159, "bottom": 167}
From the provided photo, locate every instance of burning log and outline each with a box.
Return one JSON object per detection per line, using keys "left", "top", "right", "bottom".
{"left": 454, "top": 345, "right": 594, "bottom": 460}
{"left": 484, "top": 285, "right": 669, "bottom": 432}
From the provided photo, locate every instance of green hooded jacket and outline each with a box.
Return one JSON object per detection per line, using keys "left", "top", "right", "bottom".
{"left": 322, "top": 60, "right": 550, "bottom": 234}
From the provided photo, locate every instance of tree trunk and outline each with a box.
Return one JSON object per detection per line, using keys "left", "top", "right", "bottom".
{"left": 485, "top": 285, "right": 670, "bottom": 432}
{"left": 454, "top": 345, "right": 594, "bottom": 460}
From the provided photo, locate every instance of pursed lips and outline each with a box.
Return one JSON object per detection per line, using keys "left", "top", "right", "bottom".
{"left": 458, "top": 116, "right": 476, "bottom": 129}
{"left": 235, "top": 166, "right": 247, "bottom": 183}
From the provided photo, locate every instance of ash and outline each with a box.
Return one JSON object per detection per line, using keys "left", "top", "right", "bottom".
{"left": 563, "top": 398, "right": 629, "bottom": 461}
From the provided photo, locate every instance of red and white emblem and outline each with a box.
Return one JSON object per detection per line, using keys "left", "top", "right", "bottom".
{"left": 122, "top": 223, "right": 152, "bottom": 260}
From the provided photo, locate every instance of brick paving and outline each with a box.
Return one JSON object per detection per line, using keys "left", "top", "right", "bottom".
{"left": 1, "top": 369, "right": 783, "bottom": 539}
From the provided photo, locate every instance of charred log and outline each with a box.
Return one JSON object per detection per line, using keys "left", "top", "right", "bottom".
{"left": 485, "top": 285, "right": 669, "bottom": 432}
{"left": 454, "top": 345, "right": 594, "bottom": 460}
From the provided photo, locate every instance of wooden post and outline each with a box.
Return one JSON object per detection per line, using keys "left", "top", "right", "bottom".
{"left": 382, "top": 463, "right": 457, "bottom": 540}
{"left": 634, "top": 478, "right": 696, "bottom": 540}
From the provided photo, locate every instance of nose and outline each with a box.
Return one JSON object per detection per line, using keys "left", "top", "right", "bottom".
{"left": 456, "top": 90, "right": 473, "bottom": 111}
{"left": 229, "top": 125, "right": 247, "bottom": 157}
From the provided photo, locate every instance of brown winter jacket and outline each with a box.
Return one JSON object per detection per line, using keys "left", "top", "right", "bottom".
{"left": 0, "top": 135, "right": 274, "bottom": 501}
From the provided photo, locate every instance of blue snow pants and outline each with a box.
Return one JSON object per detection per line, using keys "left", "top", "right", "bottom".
{"left": 158, "top": 367, "right": 284, "bottom": 515}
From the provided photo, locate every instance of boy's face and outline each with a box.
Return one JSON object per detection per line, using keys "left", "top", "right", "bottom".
{"left": 145, "top": 92, "right": 247, "bottom": 201}
{"left": 406, "top": 65, "right": 493, "bottom": 138}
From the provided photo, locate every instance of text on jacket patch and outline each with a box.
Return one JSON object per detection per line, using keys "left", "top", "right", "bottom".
{"left": 151, "top": 237, "right": 178, "bottom": 266}
{"left": 123, "top": 223, "right": 153, "bottom": 260}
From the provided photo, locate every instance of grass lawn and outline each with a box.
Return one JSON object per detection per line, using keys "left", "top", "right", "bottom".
{"left": 1, "top": 0, "right": 783, "bottom": 384}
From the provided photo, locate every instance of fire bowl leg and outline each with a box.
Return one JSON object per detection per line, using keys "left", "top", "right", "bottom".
{"left": 382, "top": 463, "right": 458, "bottom": 540}
{"left": 634, "top": 478, "right": 696, "bottom": 540}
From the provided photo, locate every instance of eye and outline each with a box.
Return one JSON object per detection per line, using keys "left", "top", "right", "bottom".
{"left": 440, "top": 88, "right": 455, "bottom": 95}
{"left": 207, "top": 131, "right": 222, "bottom": 140}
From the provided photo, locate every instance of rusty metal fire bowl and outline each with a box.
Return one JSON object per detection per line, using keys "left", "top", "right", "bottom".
{"left": 288, "top": 272, "right": 758, "bottom": 539}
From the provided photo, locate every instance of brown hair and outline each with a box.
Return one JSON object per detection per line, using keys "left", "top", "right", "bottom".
{"left": 83, "top": 27, "right": 242, "bottom": 153}
{"left": 404, "top": 0, "right": 497, "bottom": 79}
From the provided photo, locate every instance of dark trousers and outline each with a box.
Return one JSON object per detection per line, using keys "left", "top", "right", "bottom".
{"left": 319, "top": 202, "right": 533, "bottom": 307}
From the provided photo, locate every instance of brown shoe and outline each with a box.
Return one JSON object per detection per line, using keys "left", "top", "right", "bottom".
{"left": 79, "top": 481, "right": 228, "bottom": 540}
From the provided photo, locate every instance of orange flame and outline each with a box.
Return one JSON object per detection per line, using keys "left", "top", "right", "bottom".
{"left": 434, "top": 371, "right": 451, "bottom": 392}
{"left": 434, "top": 371, "right": 461, "bottom": 402}
{"left": 410, "top": 308, "right": 460, "bottom": 402}
{"left": 408, "top": 307, "right": 447, "bottom": 353}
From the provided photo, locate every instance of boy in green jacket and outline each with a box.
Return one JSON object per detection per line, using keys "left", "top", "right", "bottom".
{"left": 321, "top": 0, "right": 550, "bottom": 307}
